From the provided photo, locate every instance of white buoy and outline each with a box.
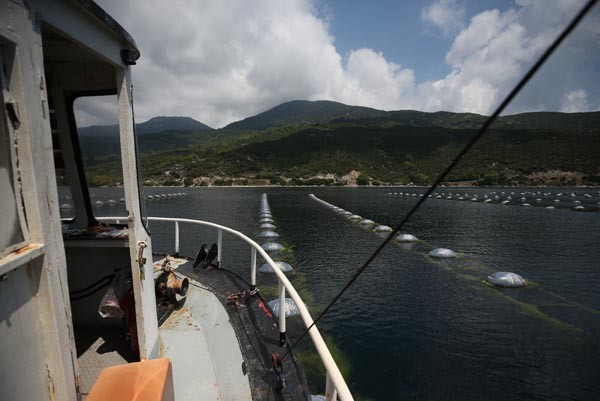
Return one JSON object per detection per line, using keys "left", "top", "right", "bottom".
{"left": 259, "top": 261, "right": 293, "bottom": 273}
{"left": 429, "top": 248, "right": 457, "bottom": 258}
{"left": 268, "top": 298, "right": 303, "bottom": 318}
{"left": 259, "top": 223, "right": 276, "bottom": 230}
{"left": 94, "top": 200, "right": 104, "bottom": 207}
{"left": 259, "top": 217, "right": 274, "bottom": 223}
{"left": 348, "top": 214, "right": 362, "bottom": 220}
{"left": 396, "top": 234, "right": 418, "bottom": 242}
{"left": 261, "top": 243, "right": 284, "bottom": 252}
{"left": 107, "top": 199, "right": 117, "bottom": 206}
{"left": 574, "top": 205, "right": 585, "bottom": 211}
{"left": 373, "top": 225, "right": 392, "bottom": 232}
{"left": 487, "top": 271, "right": 526, "bottom": 288}
{"left": 340, "top": 211, "right": 352, "bottom": 216}
{"left": 545, "top": 206, "right": 555, "bottom": 209}
{"left": 60, "top": 203, "right": 72, "bottom": 209}
{"left": 258, "top": 231, "right": 279, "bottom": 239}
{"left": 359, "top": 219, "right": 375, "bottom": 225}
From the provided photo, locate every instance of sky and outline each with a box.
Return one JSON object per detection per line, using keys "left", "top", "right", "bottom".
{"left": 78, "top": 0, "right": 600, "bottom": 128}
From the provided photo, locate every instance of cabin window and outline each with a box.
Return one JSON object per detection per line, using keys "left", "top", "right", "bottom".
{"left": 73, "top": 95, "right": 127, "bottom": 220}
{"left": 0, "top": 44, "right": 28, "bottom": 257}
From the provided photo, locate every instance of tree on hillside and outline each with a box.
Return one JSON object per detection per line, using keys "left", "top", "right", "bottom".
{"left": 356, "top": 174, "right": 369, "bottom": 186}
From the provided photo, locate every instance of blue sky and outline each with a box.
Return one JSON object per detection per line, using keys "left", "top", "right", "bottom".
{"left": 82, "top": 0, "right": 600, "bottom": 128}
{"left": 319, "top": 0, "right": 512, "bottom": 81}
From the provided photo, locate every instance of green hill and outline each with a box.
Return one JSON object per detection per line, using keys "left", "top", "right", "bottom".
{"left": 80, "top": 101, "right": 600, "bottom": 187}
{"left": 224, "top": 100, "right": 386, "bottom": 131}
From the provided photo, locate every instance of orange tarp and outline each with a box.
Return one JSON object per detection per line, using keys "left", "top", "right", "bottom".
{"left": 87, "top": 358, "right": 174, "bottom": 401}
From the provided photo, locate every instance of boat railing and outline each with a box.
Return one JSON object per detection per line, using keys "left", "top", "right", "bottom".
{"left": 96, "top": 215, "right": 353, "bottom": 401}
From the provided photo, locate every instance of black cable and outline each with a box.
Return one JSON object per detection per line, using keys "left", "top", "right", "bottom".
{"left": 282, "top": 0, "right": 598, "bottom": 360}
{"left": 69, "top": 273, "right": 116, "bottom": 296}
{"left": 69, "top": 277, "right": 114, "bottom": 301}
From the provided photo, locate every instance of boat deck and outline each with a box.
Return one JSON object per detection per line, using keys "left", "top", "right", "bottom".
{"left": 160, "top": 258, "right": 310, "bottom": 401}
{"left": 74, "top": 256, "right": 310, "bottom": 401}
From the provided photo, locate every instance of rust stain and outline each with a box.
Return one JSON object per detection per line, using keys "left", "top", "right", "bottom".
{"left": 15, "top": 243, "right": 39, "bottom": 255}
{"left": 46, "top": 364, "right": 56, "bottom": 401}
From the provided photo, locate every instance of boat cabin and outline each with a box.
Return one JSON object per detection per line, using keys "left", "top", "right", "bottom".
{"left": 0, "top": 1, "right": 160, "bottom": 399}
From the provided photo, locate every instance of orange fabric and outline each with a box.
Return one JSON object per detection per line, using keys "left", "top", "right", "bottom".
{"left": 87, "top": 358, "right": 174, "bottom": 401}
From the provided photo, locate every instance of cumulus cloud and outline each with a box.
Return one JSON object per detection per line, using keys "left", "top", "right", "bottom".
{"left": 417, "top": 0, "right": 600, "bottom": 115}
{"left": 561, "top": 89, "right": 589, "bottom": 112}
{"left": 421, "top": 0, "right": 466, "bottom": 36}
{"left": 84, "top": 0, "right": 599, "bottom": 128}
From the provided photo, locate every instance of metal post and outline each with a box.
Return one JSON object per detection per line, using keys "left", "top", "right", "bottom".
{"left": 278, "top": 279, "right": 286, "bottom": 346}
{"left": 325, "top": 373, "right": 338, "bottom": 401}
{"left": 174, "top": 221, "right": 180, "bottom": 256}
{"left": 217, "top": 228, "right": 222, "bottom": 269}
{"left": 250, "top": 247, "right": 257, "bottom": 292}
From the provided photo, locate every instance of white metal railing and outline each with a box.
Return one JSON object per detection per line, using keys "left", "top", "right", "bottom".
{"left": 96, "top": 215, "right": 353, "bottom": 401}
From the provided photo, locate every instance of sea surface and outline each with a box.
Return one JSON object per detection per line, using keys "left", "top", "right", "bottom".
{"left": 76, "top": 186, "right": 600, "bottom": 401}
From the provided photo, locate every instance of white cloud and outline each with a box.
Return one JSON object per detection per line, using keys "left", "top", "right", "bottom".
{"left": 85, "top": 0, "right": 599, "bottom": 128}
{"left": 421, "top": 0, "right": 466, "bottom": 36}
{"left": 561, "top": 89, "right": 589, "bottom": 112}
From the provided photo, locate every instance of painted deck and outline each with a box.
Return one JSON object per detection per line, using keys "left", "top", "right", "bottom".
{"left": 161, "top": 258, "right": 311, "bottom": 401}
{"left": 159, "top": 281, "right": 252, "bottom": 401}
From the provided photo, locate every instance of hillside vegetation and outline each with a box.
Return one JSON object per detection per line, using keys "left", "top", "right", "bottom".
{"left": 80, "top": 101, "right": 600, "bottom": 187}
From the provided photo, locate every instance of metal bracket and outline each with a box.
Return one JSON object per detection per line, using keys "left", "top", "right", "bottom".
{"left": 137, "top": 241, "right": 147, "bottom": 280}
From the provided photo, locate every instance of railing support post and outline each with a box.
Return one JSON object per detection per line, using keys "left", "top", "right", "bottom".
{"left": 326, "top": 373, "right": 338, "bottom": 401}
{"left": 278, "top": 280, "right": 286, "bottom": 346}
{"left": 250, "top": 247, "right": 257, "bottom": 292}
{"left": 217, "top": 228, "right": 222, "bottom": 269}
{"left": 174, "top": 221, "right": 180, "bottom": 257}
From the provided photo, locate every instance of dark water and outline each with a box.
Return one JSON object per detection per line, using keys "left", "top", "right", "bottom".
{"left": 76, "top": 186, "right": 600, "bottom": 401}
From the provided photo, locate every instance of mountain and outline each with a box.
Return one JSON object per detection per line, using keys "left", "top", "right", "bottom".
{"left": 224, "top": 100, "right": 600, "bottom": 132}
{"left": 136, "top": 116, "right": 212, "bottom": 134}
{"left": 79, "top": 100, "right": 600, "bottom": 187}
{"left": 224, "top": 100, "right": 386, "bottom": 131}
{"left": 79, "top": 116, "right": 212, "bottom": 137}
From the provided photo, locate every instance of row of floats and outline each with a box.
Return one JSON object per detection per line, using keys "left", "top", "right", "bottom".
{"left": 257, "top": 194, "right": 302, "bottom": 318}
{"left": 309, "top": 193, "right": 527, "bottom": 288}
{"left": 60, "top": 197, "right": 126, "bottom": 209}
{"left": 387, "top": 189, "right": 600, "bottom": 211}
{"left": 146, "top": 192, "right": 188, "bottom": 200}
{"left": 60, "top": 191, "right": 188, "bottom": 209}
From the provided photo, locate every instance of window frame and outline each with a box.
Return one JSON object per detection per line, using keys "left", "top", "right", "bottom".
{"left": 0, "top": 40, "right": 30, "bottom": 258}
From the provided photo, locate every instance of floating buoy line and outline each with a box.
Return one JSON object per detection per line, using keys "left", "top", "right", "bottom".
{"left": 310, "top": 193, "right": 460, "bottom": 258}
{"left": 145, "top": 192, "right": 188, "bottom": 201}
{"left": 309, "top": 193, "right": 600, "bottom": 334}
{"left": 72, "top": 192, "right": 189, "bottom": 209}
{"left": 386, "top": 189, "right": 600, "bottom": 212}
{"left": 257, "top": 193, "right": 301, "bottom": 318}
